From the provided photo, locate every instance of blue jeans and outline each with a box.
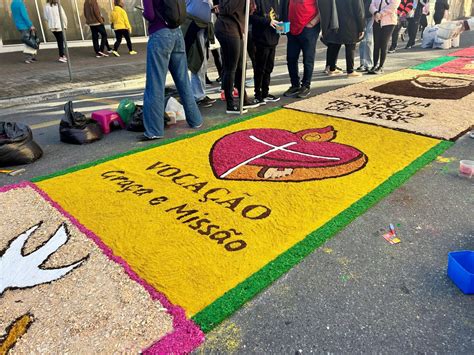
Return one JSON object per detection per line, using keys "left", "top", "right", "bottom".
{"left": 143, "top": 28, "right": 203, "bottom": 137}
{"left": 190, "top": 29, "right": 207, "bottom": 101}
{"left": 286, "top": 24, "right": 320, "bottom": 88}
{"left": 359, "top": 18, "right": 373, "bottom": 68}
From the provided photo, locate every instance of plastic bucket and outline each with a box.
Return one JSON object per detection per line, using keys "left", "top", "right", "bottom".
{"left": 447, "top": 251, "right": 474, "bottom": 294}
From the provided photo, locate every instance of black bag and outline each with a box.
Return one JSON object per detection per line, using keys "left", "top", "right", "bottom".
{"left": 0, "top": 122, "right": 43, "bottom": 167}
{"left": 21, "top": 30, "right": 40, "bottom": 50}
{"left": 59, "top": 101, "right": 103, "bottom": 144}
{"left": 157, "top": 0, "right": 187, "bottom": 29}
{"left": 126, "top": 105, "right": 145, "bottom": 132}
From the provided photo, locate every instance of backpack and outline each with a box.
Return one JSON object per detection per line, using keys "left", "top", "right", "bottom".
{"left": 157, "top": 0, "right": 187, "bottom": 29}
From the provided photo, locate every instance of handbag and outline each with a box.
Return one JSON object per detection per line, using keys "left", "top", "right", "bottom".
{"left": 21, "top": 30, "right": 40, "bottom": 50}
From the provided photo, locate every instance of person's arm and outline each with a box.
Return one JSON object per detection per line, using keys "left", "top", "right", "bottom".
{"left": 369, "top": 0, "right": 378, "bottom": 15}
{"left": 249, "top": 1, "right": 270, "bottom": 26}
{"left": 43, "top": 5, "right": 49, "bottom": 23}
{"left": 124, "top": 10, "right": 132, "bottom": 32}
{"left": 92, "top": 1, "right": 103, "bottom": 23}
{"left": 404, "top": 1, "right": 414, "bottom": 16}
{"left": 143, "top": 0, "right": 155, "bottom": 22}
{"left": 20, "top": 3, "right": 33, "bottom": 29}
{"left": 61, "top": 6, "right": 68, "bottom": 29}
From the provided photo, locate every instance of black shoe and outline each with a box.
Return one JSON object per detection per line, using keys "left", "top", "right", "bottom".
{"left": 255, "top": 97, "right": 267, "bottom": 105}
{"left": 197, "top": 96, "right": 216, "bottom": 107}
{"left": 283, "top": 86, "right": 301, "bottom": 97}
{"left": 297, "top": 86, "right": 311, "bottom": 98}
{"left": 368, "top": 66, "right": 383, "bottom": 74}
{"left": 335, "top": 65, "right": 343, "bottom": 71}
{"left": 216, "top": 76, "right": 222, "bottom": 83}
{"left": 388, "top": 47, "right": 396, "bottom": 53}
{"left": 405, "top": 44, "right": 413, "bottom": 49}
{"left": 205, "top": 75, "right": 213, "bottom": 85}
{"left": 226, "top": 105, "right": 248, "bottom": 114}
{"left": 138, "top": 134, "right": 163, "bottom": 141}
{"left": 264, "top": 94, "right": 280, "bottom": 103}
{"left": 243, "top": 98, "right": 261, "bottom": 109}
{"left": 356, "top": 65, "right": 368, "bottom": 72}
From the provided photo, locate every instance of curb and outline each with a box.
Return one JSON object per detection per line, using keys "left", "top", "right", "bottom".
{"left": 0, "top": 77, "right": 145, "bottom": 109}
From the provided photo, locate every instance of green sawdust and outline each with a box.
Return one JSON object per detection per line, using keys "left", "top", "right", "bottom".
{"left": 191, "top": 140, "right": 453, "bottom": 332}
{"left": 412, "top": 56, "right": 457, "bottom": 71}
{"left": 31, "top": 107, "right": 281, "bottom": 183}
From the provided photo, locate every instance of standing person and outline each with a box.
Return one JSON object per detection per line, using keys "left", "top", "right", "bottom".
{"left": 321, "top": 0, "right": 365, "bottom": 77}
{"left": 369, "top": 0, "right": 399, "bottom": 74}
{"left": 43, "top": 0, "right": 68, "bottom": 63}
{"left": 433, "top": 0, "right": 449, "bottom": 25}
{"left": 141, "top": 0, "right": 203, "bottom": 140}
{"left": 183, "top": 0, "right": 216, "bottom": 107}
{"left": 357, "top": 0, "right": 375, "bottom": 72}
{"left": 419, "top": 1, "right": 430, "bottom": 37}
{"left": 388, "top": 0, "right": 413, "bottom": 53}
{"left": 111, "top": 0, "right": 137, "bottom": 56}
{"left": 281, "top": 0, "right": 321, "bottom": 99}
{"left": 84, "top": 0, "right": 111, "bottom": 57}
{"left": 215, "top": 0, "right": 261, "bottom": 114}
{"left": 250, "top": 0, "right": 281, "bottom": 104}
{"left": 11, "top": 0, "right": 37, "bottom": 63}
{"left": 406, "top": 0, "right": 427, "bottom": 48}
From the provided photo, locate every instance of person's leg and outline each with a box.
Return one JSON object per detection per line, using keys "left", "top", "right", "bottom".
{"left": 345, "top": 43, "right": 356, "bottom": 73}
{"left": 247, "top": 30, "right": 256, "bottom": 71}
{"left": 327, "top": 43, "right": 341, "bottom": 71}
{"left": 253, "top": 44, "right": 266, "bottom": 100}
{"left": 190, "top": 29, "right": 207, "bottom": 102}
{"left": 234, "top": 37, "right": 249, "bottom": 102}
{"left": 372, "top": 21, "right": 382, "bottom": 68}
{"left": 261, "top": 46, "right": 276, "bottom": 98}
{"left": 286, "top": 33, "right": 301, "bottom": 88}
{"left": 98, "top": 24, "right": 107, "bottom": 53}
{"left": 53, "top": 31, "right": 64, "bottom": 57}
{"left": 390, "top": 19, "right": 401, "bottom": 50}
{"left": 143, "top": 29, "right": 173, "bottom": 138}
{"left": 360, "top": 19, "right": 373, "bottom": 68}
{"left": 113, "top": 30, "right": 123, "bottom": 51}
{"left": 124, "top": 30, "right": 133, "bottom": 51}
{"left": 300, "top": 23, "right": 320, "bottom": 88}
{"left": 211, "top": 48, "right": 223, "bottom": 77}
{"left": 216, "top": 32, "right": 240, "bottom": 108}
{"left": 168, "top": 29, "right": 203, "bottom": 128}
{"left": 407, "top": 18, "right": 418, "bottom": 47}
{"left": 90, "top": 25, "right": 100, "bottom": 54}
{"left": 379, "top": 25, "right": 395, "bottom": 68}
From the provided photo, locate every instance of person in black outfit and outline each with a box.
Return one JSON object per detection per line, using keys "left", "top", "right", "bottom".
{"left": 433, "top": 0, "right": 449, "bottom": 25}
{"left": 215, "top": 0, "right": 260, "bottom": 114}
{"left": 320, "top": 0, "right": 365, "bottom": 77}
{"left": 250, "top": 0, "right": 281, "bottom": 104}
{"left": 406, "top": 0, "right": 428, "bottom": 48}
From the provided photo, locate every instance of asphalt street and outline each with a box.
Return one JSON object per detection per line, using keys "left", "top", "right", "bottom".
{"left": 0, "top": 33, "right": 473, "bottom": 353}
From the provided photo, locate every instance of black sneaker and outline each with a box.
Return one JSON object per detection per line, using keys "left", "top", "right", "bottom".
{"left": 216, "top": 76, "right": 222, "bottom": 83}
{"left": 243, "top": 98, "right": 261, "bottom": 109}
{"left": 255, "top": 97, "right": 267, "bottom": 105}
{"left": 226, "top": 105, "right": 248, "bottom": 114}
{"left": 138, "top": 134, "right": 163, "bottom": 141}
{"left": 264, "top": 94, "right": 280, "bottom": 103}
{"left": 205, "top": 75, "right": 213, "bottom": 85}
{"left": 368, "top": 66, "right": 383, "bottom": 75}
{"left": 197, "top": 96, "right": 216, "bottom": 107}
{"left": 283, "top": 86, "right": 301, "bottom": 97}
{"left": 356, "top": 65, "right": 368, "bottom": 72}
{"left": 297, "top": 86, "right": 311, "bottom": 98}
{"left": 388, "top": 47, "right": 396, "bottom": 53}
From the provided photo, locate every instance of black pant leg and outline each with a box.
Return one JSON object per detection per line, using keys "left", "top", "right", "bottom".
{"left": 379, "top": 25, "right": 395, "bottom": 67}
{"left": 211, "top": 48, "right": 223, "bottom": 76}
{"left": 90, "top": 25, "right": 100, "bottom": 54}
{"left": 390, "top": 21, "right": 401, "bottom": 50}
{"left": 53, "top": 31, "right": 64, "bottom": 57}
{"left": 345, "top": 43, "right": 356, "bottom": 73}
{"left": 97, "top": 24, "right": 108, "bottom": 52}
{"left": 254, "top": 45, "right": 266, "bottom": 99}
{"left": 261, "top": 46, "right": 276, "bottom": 98}
{"left": 372, "top": 22, "right": 382, "bottom": 67}
{"left": 216, "top": 33, "right": 240, "bottom": 107}
{"left": 113, "top": 30, "right": 123, "bottom": 51}
{"left": 247, "top": 31, "right": 256, "bottom": 70}
{"left": 124, "top": 30, "right": 133, "bottom": 51}
{"left": 327, "top": 43, "right": 341, "bottom": 71}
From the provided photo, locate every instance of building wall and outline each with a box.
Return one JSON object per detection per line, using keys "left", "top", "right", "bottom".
{"left": 0, "top": 0, "right": 147, "bottom": 51}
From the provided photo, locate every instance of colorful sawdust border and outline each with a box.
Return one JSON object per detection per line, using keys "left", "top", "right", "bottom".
{"left": 411, "top": 56, "right": 458, "bottom": 70}
{"left": 29, "top": 107, "right": 454, "bottom": 334}
{"left": 0, "top": 182, "right": 205, "bottom": 353}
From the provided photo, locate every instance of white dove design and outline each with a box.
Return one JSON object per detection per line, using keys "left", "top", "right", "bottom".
{"left": 0, "top": 222, "right": 88, "bottom": 296}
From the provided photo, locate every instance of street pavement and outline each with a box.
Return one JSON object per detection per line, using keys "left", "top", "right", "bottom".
{"left": 0, "top": 32, "right": 473, "bottom": 353}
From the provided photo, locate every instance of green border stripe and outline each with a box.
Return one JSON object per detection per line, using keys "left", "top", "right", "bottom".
{"left": 191, "top": 140, "right": 453, "bottom": 332}
{"left": 31, "top": 107, "right": 281, "bottom": 182}
{"left": 412, "top": 56, "right": 457, "bottom": 71}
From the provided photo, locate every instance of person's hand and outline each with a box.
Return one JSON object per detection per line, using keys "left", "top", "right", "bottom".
{"left": 374, "top": 12, "right": 382, "bottom": 22}
{"left": 30, "top": 26, "right": 36, "bottom": 31}
{"left": 270, "top": 19, "right": 280, "bottom": 29}
{"left": 358, "top": 31, "right": 365, "bottom": 40}
{"left": 212, "top": 5, "right": 219, "bottom": 14}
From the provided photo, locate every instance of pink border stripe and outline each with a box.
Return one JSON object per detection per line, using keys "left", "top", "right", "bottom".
{"left": 0, "top": 182, "right": 205, "bottom": 354}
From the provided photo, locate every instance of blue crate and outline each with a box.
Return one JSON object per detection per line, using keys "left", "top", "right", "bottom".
{"left": 447, "top": 250, "right": 474, "bottom": 294}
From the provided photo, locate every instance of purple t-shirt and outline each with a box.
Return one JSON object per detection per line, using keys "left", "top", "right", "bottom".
{"left": 143, "top": 0, "right": 166, "bottom": 35}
